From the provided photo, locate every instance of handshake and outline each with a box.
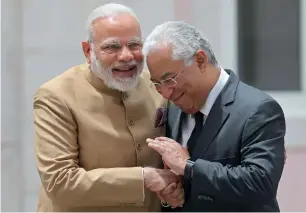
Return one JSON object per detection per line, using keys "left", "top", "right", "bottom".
{"left": 143, "top": 167, "right": 184, "bottom": 208}
{"left": 142, "top": 136, "right": 192, "bottom": 208}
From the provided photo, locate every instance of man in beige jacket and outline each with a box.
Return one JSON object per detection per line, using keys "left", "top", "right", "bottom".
{"left": 34, "top": 3, "right": 182, "bottom": 212}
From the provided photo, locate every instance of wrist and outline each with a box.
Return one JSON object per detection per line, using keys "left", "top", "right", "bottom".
{"left": 143, "top": 167, "right": 151, "bottom": 188}
{"left": 143, "top": 167, "right": 158, "bottom": 188}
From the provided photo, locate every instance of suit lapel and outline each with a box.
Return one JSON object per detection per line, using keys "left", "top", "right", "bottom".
{"left": 172, "top": 108, "right": 184, "bottom": 143}
{"left": 191, "top": 98, "right": 229, "bottom": 160}
{"left": 191, "top": 70, "right": 239, "bottom": 160}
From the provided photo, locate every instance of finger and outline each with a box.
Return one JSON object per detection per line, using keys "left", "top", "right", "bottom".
{"left": 147, "top": 138, "right": 175, "bottom": 151}
{"left": 156, "top": 192, "right": 165, "bottom": 202}
{"left": 168, "top": 183, "right": 182, "bottom": 199}
{"left": 164, "top": 196, "right": 184, "bottom": 209}
{"left": 155, "top": 137, "right": 177, "bottom": 143}
{"left": 147, "top": 138, "right": 170, "bottom": 147}
{"left": 179, "top": 188, "right": 185, "bottom": 205}
{"left": 161, "top": 182, "right": 177, "bottom": 195}
{"left": 161, "top": 195, "right": 179, "bottom": 208}
{"left": 155, "top": 138, "right": 186, "bottom": 154}
{"left": 168, "top": 186, "right": 185, "bottom": 205}
{"left": 147, "top": 143, "right": 166, "bottom": 155}
{"left": 168, "top": 193, "right": 185, "bottom": 208}
{"left": 146, "top": 139, "right": 166, "bottom": 155}
{"left": 146, "top": 138, "right": 166, "bottom": 147}
{"left": 147, "top": 139, "right": 176, "bottom": 156}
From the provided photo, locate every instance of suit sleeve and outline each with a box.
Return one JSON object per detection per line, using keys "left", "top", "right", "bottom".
{"left": 191, "top": 99, "right": 286, "bottom": 204}
{"left": 34, "top": 88, "right": 144, "bottom": 208}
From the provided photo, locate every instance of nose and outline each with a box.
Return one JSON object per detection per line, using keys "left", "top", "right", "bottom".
{"left": 158, "top": 87, "right": 174, "bottom": 100}
{"left": 117, "top": 46, "right": 134, "bottom": 62}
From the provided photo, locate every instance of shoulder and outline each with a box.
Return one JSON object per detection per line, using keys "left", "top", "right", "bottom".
{"left": 34, "top": 64, "right": 87, "bottom": 100}
{"left": 233, "top": 82, "right": 285, "bottom": 134}
{"left": 139, "top": 69, "right": 152, "bottom": 82}
{"left": 235, "top": 81, "right": 283, "bottom": 114}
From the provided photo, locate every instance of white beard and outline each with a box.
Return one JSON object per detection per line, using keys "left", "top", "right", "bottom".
{"left": 90, "top": 49, "right": 143, "bottom": 92}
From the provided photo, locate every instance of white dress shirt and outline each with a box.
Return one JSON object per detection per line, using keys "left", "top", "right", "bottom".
{"left": 181, "top": 68, "right": 229, "bottom": 147}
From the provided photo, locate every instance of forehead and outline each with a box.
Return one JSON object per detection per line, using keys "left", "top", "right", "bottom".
{"left": 91, "top": 14, "right": 141, "bottom": 43}
{"left": 146, "top": 44, "right": 181, "bottom": 79}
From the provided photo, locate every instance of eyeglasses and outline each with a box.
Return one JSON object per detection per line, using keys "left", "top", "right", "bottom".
{"left": 89, "top": 39, "right": 143, "bottom": 55}
{"left": 152, "top": 65, "right": 185, "bottom": 89}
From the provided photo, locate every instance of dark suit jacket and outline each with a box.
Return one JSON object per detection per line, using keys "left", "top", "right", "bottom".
{"left": 164, "top": 70, "right": 286, "bottom": 212}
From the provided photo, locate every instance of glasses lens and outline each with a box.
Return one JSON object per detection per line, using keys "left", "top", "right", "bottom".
{"left": 127, "top": 42, "right": 143, "bottom": 51}
{"left": 101, "top": 44, "right": 122, "bottom": 54}
{"left": 163, "top": 78, "right": 177, "bottom": 87}
{"left": 152, "top": 82, "right": 161, "bottom": 89}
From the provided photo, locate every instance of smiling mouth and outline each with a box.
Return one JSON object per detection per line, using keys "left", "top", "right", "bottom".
{"left": 113, "top": 65, "right": 136, "bottom": 72}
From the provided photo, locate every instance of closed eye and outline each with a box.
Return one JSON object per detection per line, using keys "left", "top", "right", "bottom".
{"left": 102, "top": 44, "right": 121, "bottom": 50}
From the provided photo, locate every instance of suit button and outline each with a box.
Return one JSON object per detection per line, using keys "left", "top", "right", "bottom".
{"left": 136, "top": 143, "right": 142, "bottom": 150}
{"left": 128, "top": 117, "right": 134, "bottom": 125}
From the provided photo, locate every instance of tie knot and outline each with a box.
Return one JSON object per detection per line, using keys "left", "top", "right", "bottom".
{"left": 194, "top": 111, "right": 203, "bottom": 124}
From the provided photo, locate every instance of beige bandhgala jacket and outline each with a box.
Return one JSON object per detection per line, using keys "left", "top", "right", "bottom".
{"left": 34, "top": 63, "right": 166, "bottom": 211}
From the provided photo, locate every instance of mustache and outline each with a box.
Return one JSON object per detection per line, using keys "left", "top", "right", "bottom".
{"left": 111, "top": 60, "right": 140, "bottom": 69}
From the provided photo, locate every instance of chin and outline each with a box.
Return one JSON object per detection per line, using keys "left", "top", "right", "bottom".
{"left": 174, "top": 96, "right": 196, "bottom": 114}
{"left": 180, "top": 103, "right": 199, "bottom": 114}
{"left": 182, "top": 108, "right": 196, "bottom": 114}
{"left": 111, "top": 76, "right": 140, "bottom": 91}
{"left": 175, "top": 102, "right": 192, "bottom": 114}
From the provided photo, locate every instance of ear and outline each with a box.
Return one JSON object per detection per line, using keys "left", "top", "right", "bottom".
{"left": 194, "top": 50, "right": 208, "bottom": 72}
{"left": 82, "top": 41, "right": 91, "bottom": 64}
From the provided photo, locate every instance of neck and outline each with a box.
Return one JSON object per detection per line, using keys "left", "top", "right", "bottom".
{"left": 196, "top": 65, "right": 221, "bottom": 110}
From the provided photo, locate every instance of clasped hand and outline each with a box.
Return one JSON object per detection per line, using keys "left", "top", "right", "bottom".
{"left": 144, "top": 137, "right": 191, "bottom": 208}
{"left": 143, "top": 167, "right": 184, "bottom": 208}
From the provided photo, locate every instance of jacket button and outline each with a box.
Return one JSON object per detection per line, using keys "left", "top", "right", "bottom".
{"left": 122, "top": 93, "right": 128, "bottom": 100}
{"left": 128, "top": 118, "right": 134, "bottom": 125}
{"left": 136, "top": 143, "right": 142, "bottom": 150}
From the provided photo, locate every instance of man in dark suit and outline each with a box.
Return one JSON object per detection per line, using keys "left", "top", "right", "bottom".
{"left": 144, "top": 21, "right": 286, "bottom": 212}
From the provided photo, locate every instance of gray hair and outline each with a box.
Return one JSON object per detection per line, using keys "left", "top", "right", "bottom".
{"left": 143, "top": 21, "right": 218, "bottom": 66}
{"left": 86, "top": 3, "right": 139, "bottom": 41}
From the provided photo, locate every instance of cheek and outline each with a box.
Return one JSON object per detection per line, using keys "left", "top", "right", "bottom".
{"left": 133, "top": 52, "right": 144, "bottom": 63}
{"left": 98, "top": 55, "right": 117, "bottom": 67}
{"left": 183, "top": 78, "right": 195, "bottom": 93}
{"left": 175, "top": 79, "right": 189, "bottom": 93}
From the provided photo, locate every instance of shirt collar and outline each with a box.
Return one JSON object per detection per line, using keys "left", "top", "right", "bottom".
{"left": 200, "top": 67, "right": 229, "bottom": 116}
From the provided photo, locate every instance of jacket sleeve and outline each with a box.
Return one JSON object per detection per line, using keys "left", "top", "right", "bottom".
{"left": 191, "top": 99, "right": 286, "bottom": 204}
{"left": 34, "top": 88, "right": 145, "bottom": 208}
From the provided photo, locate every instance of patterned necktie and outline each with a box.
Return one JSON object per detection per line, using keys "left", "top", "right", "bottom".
{"left": 187, "top": 111, "right": 204, "bottom": 155}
